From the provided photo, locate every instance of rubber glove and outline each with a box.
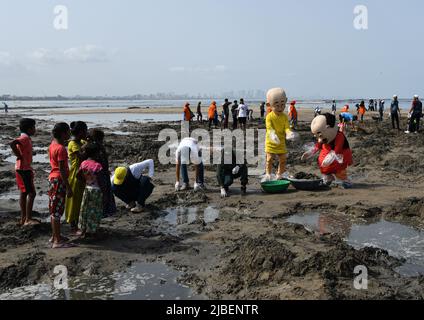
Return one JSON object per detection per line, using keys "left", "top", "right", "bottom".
{"left": 220, "top": 188, "right": 228, "bottom": 198}
{"left": 301, "top": 144, "right": 319, "bottom": 161}
{"left": 269, "top": 130, "right": 280, "bottom": 145}
{"left": 261, "top": 174, "right": 272, "bottom": 183}
{"left": 286, "top": 130, "right": 300, "bottom": 141}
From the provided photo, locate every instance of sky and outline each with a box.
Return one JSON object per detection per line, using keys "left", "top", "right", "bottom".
{"left": 0, "top": 0, "right": 423, "bottom": 98}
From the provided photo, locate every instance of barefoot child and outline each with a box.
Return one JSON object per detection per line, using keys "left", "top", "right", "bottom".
{"left": 65, "top": 121, "right": 88, "bottom": 235}
{"left": 87, "top": 128, "right": 116, "bottom": 217}
{"left": 78, "top": 143, "right": 104, "bottom": 238}
{"left": 48, "top": 123, "right": 73, "bottom": 248}
{"left": 9, "top": 118, "right": 39, "bottom": 226}
{"left": 264, "top": 88, "right": 298, "bottom": 181}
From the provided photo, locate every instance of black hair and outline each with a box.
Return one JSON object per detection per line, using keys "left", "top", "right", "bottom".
{"left": 82, "top": 142, "right": 101, "bottom": 160}
{"left": 19, "top": 118, "right": 36, "bottom": 134}
{"left": 52, "top": 122, "right": 70, "bottom": 139}
{"left": 324, "top": 113, "right": 336, "bottom": 128}
{"left": 70, "top": 121, "right": 88, "bottom": 136}
{"left": 87, "top": 128, "right": 105, "bottom": 143}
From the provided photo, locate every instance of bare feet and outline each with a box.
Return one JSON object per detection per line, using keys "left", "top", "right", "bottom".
{"left": 49, "top": 236, "right": 70, "bottom": 243}
{"left": 69, "top": 229, "right": 83, "bottom": 237}
{"left": 24, "top": 218, "right": 41, "bottom": 226}
{"left": 130, "top": 205, "right": 144, "bottom": 213}
{"left": 51, "top": 241, "right": 77, "bottom": 249}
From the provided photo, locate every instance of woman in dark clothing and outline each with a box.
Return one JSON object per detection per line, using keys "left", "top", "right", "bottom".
{"left": 86, "top": 129, "right": 117, "bottom": 217}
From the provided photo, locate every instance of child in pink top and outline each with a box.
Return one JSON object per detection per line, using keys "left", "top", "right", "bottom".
{"left": 77, "top": 143, "right": 104, "bottom": 238}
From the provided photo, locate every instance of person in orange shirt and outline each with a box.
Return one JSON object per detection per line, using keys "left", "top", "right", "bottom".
{"left": 341, "top": 105, "right": 349, "bottom": 113}
{"left": 183, "top": 102, "right": 192, "bottom": 122}
{"left": 288, "top": 101, "right": 298, "bottom": 129}
{"left": 208, "top": 101, "right": 217, "bottom": 129}
{"left": 358, "top": 100, "right": 366, "bottom": 122}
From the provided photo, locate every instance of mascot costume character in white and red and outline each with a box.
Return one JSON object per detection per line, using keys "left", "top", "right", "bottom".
{"left": 302, "top": 113, "right": 353, "bottom": 189}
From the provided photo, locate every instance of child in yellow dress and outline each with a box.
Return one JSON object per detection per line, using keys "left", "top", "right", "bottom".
{"left": 264, "top": 88, "right": 299, "bottom": 181}
{"left": 65, "top": 121, "right": 88, "bottom": 235}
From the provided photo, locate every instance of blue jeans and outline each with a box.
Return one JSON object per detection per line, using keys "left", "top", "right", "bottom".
{"left": 181, "top": 163, "right": 204, "bottom": 184}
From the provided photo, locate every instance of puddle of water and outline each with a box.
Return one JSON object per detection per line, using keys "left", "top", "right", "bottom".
{"left": 4, "top": 153, "right": 49, "bottom": 164}
{"left": 0, "top": 144, "right": 49, "bottom": 164}
{"left": 286, "top": 212, "right": 424, "bottom": 277}
{"left": 0, "top": 192, "right": 49, "bottom": 212}
{"left": 157, "top": 206, "right": 220, "bottom": 236}
{"left": 0, "top": 262, "right": 203, "bottom": 300}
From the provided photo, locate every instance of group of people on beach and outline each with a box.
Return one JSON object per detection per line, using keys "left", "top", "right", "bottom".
{"left": 7, "top": 91, "right": 422, "bottom": 249}
{"left": 332, "top": 95, "right": 422, "bottom": 133}
{"left": 183, "top": 99, "right": 256, "bottom": 130}
{"left": 9, "top": 119, "right": 155, "bottom": 248}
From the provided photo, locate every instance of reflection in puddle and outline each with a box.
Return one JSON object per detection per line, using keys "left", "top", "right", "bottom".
{"left": 0, "top": 145, "right": 49, "bottom": 164}
{"left": 4, "top": 154, "right": 49, "bottom": 164}
{"left": 0, "top": 192, "right": 49, "bottom": 212}
{"left": 0, "top": 262, "right": 203, "bottom": 300}
{"left": 157, "top": 207, "right": 220, "bottom": 236}
{"left": 286, "top": 212, "right": 424, "bottom": 277}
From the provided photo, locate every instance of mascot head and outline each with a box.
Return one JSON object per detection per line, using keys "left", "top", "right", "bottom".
{"left": 266, "top": 88, "right": 287, "bottom": 114}
{"left": 311, "top": 113, "right": 338, "bottom": 144}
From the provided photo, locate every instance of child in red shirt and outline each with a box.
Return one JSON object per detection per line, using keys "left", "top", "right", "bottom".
{"left": 48, "top": 122, "right": 74, "bottom": 249}
{"left": 9, "top": 118, "right": 39, "bottom": 226}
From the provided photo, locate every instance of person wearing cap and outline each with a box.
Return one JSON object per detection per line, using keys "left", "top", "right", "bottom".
{"left": 216, "top": 148, "right": 248, "bottom": 198}
{"left": 406, "top": 95, "right": 423, "bottom": 134}
{"left": 175, "top": 137, "right": 205, "bottom": 192}
{"left": 111, "top": 160, "right": 155, "bottom": 213}
{"left": 288, "top": 101, "right": 298, "bottom": 129}
{"left": 183, "top": 102, "right": 193, "bottom": 122}
{"left": 390, "top": 95, "right": 401, "bottom": 130}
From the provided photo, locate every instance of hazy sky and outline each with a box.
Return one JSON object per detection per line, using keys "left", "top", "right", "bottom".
{"left": 0, "top": 0, "right": 423, "bottom": 98}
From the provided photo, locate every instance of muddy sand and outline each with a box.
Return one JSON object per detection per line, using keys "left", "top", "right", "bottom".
{"left": 0, "top": 113, "right": 423, "bottom": 300}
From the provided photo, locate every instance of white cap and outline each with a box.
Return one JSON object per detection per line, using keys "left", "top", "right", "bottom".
{"left": 414, "top": 94, "right": 419, "bottom": 98}
{"left": 393, "top": 94, "right": 398, "bottom": 98}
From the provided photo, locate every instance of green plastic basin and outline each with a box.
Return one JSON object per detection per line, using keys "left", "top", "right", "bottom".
{"left": 261, "top": 180, "right": 291, "bottom": 194}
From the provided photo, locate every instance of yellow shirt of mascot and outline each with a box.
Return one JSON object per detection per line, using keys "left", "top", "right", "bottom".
{"left": 265, "top": 111, "right": 291, "bottom": 154}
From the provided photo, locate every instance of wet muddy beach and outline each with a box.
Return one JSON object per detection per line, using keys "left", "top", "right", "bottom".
{"left": 1, "top": 114, "right": 424, "bottom": 300}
